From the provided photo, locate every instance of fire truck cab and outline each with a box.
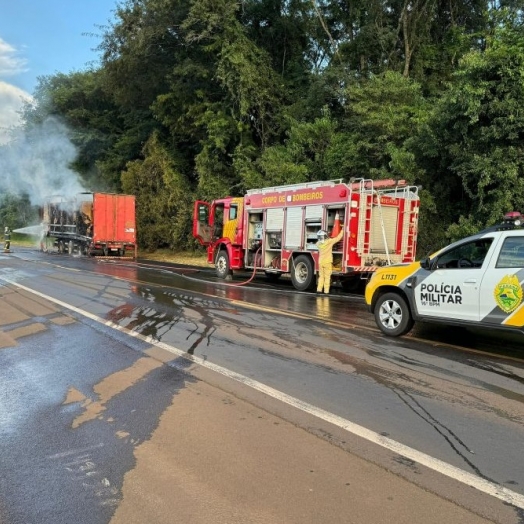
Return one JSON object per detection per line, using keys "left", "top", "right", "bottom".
{"left": 193, "top": 178, "right": 420, "bottom": 292}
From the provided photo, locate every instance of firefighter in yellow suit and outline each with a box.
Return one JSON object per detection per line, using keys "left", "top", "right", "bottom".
{"left": 316, "top": 228, "right": 344, "bottom": 294}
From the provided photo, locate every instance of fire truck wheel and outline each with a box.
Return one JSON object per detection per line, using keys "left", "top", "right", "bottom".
{"left": 291, "top": 255, "right": 315, "bottom": 291}
{"left": 215, "top": 250, "right": 231, "bottom": 279}
{"left": 374, "top": 292, "right": 414, "bottom": 337}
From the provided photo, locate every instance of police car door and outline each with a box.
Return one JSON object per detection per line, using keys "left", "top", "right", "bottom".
{"left": 414, "top": 237, "right": 494, "bottom": 322}
{"left": 478, "top": 235, "right": 524, "bottom": 328}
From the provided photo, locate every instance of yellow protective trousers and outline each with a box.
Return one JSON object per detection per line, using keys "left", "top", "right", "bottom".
{"left": 317, "top": 262, "right": 333, "bottom": 293}
{"left": 316, "top": 229, "right": 343, "bottom": 293}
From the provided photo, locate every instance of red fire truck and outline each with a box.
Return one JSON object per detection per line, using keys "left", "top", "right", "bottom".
{"left": 193, "top": 178, "right": 420, "bottom": 291}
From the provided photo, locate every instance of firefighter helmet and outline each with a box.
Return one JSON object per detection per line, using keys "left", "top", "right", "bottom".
{"left": 317, "top": 229, "right": 328, "bottom": 239}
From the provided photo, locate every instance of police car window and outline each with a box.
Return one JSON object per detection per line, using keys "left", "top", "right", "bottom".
{"left": 496, "top": 237, "right": 524, "bottom": 268}
{"left": 435, "top": 238, "right": 493, "bottom": 269}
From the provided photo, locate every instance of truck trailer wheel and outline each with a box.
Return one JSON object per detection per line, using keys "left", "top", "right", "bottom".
{"left": 291, "top": 255, "right": 315, "bottom": 291}
{"left": 374, "top": 292, "right": 414, "bottom": 337}
{"left": 215, "top": 250, "right": 231, "bottom": 279}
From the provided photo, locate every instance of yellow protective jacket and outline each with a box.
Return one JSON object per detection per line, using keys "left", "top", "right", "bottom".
{"left": 317, "top": 229, "right": 344, "bottom": 265}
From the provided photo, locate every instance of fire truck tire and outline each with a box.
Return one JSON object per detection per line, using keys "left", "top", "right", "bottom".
{"left": 215, "top": 250, "right": 231, "bottom": 279}
{"left": 374, "top": 292, "right": 414, "bottom": 337}
{"left": 291, "top": 255, "right": 315, "bottom": 291}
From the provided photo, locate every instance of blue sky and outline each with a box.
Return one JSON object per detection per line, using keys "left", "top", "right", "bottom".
{"left": 0, "top": 0, "right": 118, "bottom": 142}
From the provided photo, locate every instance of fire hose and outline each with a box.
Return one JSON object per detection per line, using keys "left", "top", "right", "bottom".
{"left": 101, "top": 246, "right": 265, "bottom": 288}
{"left": 215, "top": 246, "right": 262, "bottom": 287}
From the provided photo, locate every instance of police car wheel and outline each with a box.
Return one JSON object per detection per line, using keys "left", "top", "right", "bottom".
{"left": 375, "top": 292, "right": 414, "bottom": 337}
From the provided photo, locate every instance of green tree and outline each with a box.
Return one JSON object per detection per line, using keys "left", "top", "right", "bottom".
{"left": 121, "top": 131, "right": 194, "bottom": 250}
{"left": 415, "top": 14, "right": 524, "bottom": 239}
{"left": 0, "top": 194, "right": 38, "bottom": 230}
{"left": 183, "top": 0, "right": 287, "bottom": 150}
{"left": 22, "top": 71, "right": 127, "bottom": 190}
{"left": 339, "top": 71, "right": 428, "bottom": 182}
{"left": 97, "top": 0, "right": 195, "bottom": 187}
{"left": 251, "top": 111, "right": 337, "bottom": 187}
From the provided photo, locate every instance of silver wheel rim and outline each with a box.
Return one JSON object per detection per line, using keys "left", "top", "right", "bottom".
{"left": 294, "top": 261, "right": 309, "bottom": 284}
{"left": 378, "top": 299, "right": 403, "bottom": 331}
{"left": 217, "top": 256, "right": 227, "bottom": 274}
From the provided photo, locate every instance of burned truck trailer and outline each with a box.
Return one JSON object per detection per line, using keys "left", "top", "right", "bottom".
{"left": 41, "top": 192, "right": 137, "bottom": 257}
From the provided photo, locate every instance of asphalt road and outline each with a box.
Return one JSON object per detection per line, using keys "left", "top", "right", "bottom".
{"left": 1, "top": 247, "right": 524, "bottom": 523}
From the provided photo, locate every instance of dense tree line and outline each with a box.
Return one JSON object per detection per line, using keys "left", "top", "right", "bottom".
{"left": 9, "top": 0, "right": 524, "bottom": 254}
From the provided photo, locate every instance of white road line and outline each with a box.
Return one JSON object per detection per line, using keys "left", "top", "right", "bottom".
{"left": 4, "top": 277, "right": 524, "bottom": 510}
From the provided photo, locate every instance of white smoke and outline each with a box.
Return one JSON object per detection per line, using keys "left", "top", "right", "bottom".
{"left": 0, "top": 81, "right": 31, "bottom": 145}
{"left": 0, "top": 116, "right": 88, "bottom": 206}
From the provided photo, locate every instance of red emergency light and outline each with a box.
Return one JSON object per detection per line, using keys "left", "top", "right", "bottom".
{"left": 503, "top": 211, "right": 523, "bottom": 226}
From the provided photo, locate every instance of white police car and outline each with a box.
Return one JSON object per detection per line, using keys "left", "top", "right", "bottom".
{"left": 365, "top": 212, "right": 524, "bottom": 336}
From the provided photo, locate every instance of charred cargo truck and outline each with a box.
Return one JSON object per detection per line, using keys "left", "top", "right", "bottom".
{"left": 193, "top": 178, "right": 420, "bottom": 292}
{"left": 41, "top": 192, "right": 137, "bottom": 257}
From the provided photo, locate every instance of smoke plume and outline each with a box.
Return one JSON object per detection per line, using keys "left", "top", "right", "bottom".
{"left": 0, "top": 116, "right": 88, "bottom": 206}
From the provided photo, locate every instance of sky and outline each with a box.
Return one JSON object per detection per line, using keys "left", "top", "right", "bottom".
{"left": 0, "top": 0, "right": 118, "bottom": 143}
{"left": 0, "top": 1, "right": 120, "bottom": 208}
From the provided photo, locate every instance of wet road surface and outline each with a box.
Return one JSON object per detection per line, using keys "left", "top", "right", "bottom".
{"left": 1, "top": 247, "right": 524, "bottom": 523}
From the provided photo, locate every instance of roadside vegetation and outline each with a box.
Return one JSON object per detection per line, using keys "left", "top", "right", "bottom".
{"left": 134, "top": 248, "right": 208, "bottom": 266}
{"left": 1, "top": 1, "right": 524, "bottom": 258}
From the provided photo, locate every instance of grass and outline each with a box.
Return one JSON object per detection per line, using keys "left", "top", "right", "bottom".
{"left": 138, "top": 248, "right": 209, "bottom": 267}
{"left": 8, "top": 234, "right": 37, "bottom": 247}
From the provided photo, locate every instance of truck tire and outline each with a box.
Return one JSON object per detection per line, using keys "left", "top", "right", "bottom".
{"left": 291, "top": 255, "right": 315, "bottom": 291}
{"left": 215, "top": 250, "right": 231, "bottom": 279}
{"left": 374, "top": 292, "right": 414, "bottom": 337}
